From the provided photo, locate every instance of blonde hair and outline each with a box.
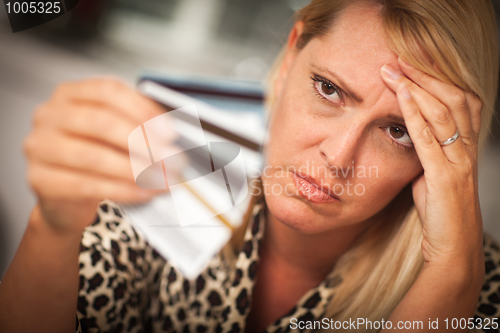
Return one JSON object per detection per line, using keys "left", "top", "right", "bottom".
{"left": 233, "top": 0, "right": 499, "bottom": 331}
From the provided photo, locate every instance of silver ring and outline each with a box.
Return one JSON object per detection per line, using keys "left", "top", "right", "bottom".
{"left": 440, "top": 130, "right": 460, "bottom": 146}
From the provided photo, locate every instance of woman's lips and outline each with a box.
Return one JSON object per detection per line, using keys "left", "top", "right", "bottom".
{"left": 292, "top": 172, "right": 339, "bottom": 203}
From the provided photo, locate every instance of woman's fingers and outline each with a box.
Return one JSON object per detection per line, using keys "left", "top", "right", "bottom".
{"left": 35, "top": 103, "right": 138, "bottom": 152}
{"left": 23, "top": 77, "right": 173, "bottom": 231}
{"left": 52, "top": 78, "right": 166, "bottom": 124}
{"left": 393, "top": 83, "right": 449, "bottom": 175}
{"left": 24, "top": 130, "right": 135, "bottom": 182}
{"left": 398, "top": 58, "right": 481, "bottom": 145}
{"left": 28, "top": 162, "right": 154, "bottom": 203}
{"left": 465, "top": 91, "right": 483, "bottom": 138}
{"left": 32, "top": 79, "right": 173, "bottom": 196}
{"left": 381, "top": 64, "right": 467, "bottom": 164}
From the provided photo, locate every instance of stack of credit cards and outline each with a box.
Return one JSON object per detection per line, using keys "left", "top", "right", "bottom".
{"left": 121, "top": 75, "right": 267, "bottom": 279}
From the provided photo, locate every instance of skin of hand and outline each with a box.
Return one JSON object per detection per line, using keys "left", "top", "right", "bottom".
{"left": 381, "top": 60, "right": 484, "bottom": 274}
{"left": 379, "top": 60, "right": 485, "bottom": 331}
{"left": 0, "top": 78, "right": 172, "bottom": 333}
{"left": 23, "top": 78, "right": 167, "bottom": 234}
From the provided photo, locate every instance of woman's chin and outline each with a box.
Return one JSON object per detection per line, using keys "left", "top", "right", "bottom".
{"left": 264, "top": 192, "right": 346, "bottom": 235}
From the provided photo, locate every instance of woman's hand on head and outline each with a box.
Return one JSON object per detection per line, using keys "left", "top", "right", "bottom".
{"left": 24, "top": 78, "right": 166, "bottom": 234}
{"left": 380, "top": 58, "right": 484, "bottom": 281}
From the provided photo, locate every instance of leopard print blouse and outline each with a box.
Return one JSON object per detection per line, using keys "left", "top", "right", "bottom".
{"left": 75, "top": 200, "right": 500, "bottom": 333}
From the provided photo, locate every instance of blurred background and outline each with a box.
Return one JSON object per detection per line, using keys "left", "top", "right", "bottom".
{"left": 0, "top": 0, "right": 499, "bottom": 279}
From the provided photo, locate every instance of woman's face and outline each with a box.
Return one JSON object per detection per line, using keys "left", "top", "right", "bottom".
{"left": 262, "top": 3, "right": 423, "bottom": 234}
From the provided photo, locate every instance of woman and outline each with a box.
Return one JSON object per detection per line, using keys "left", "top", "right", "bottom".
{"left": 0, "top": 0, "right": 498, "bottom": 332}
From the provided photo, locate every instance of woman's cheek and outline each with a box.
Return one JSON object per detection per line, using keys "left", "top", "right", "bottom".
{"left": 360, "top": 159, "right": 420, "bottom": 207}
{"left": 348, "top": 151, "right": 407, "bottom": 191}
{"left": 268, "top": 110, "right": 316, "bottom": 163}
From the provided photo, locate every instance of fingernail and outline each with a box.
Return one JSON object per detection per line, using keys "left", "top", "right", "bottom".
{"left": 381, "top": 64, "right": 401, "bottom": 81}
{"left": 400, "top": 84, "right": 412, "bottom": 100}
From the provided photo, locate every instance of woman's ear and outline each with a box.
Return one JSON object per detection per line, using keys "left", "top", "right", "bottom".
{"left": 274, "top": 21, "right": 305, "bottom": 97}
{"left": 287, "top": 21, "right": 304, "bottom": 50}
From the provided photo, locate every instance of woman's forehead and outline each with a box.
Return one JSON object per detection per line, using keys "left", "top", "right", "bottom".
{"left": 301, "top": 3, "right": 401, "bottom": 106}
{"left": 314, "top": 3, "right": 398, "bottom": 67}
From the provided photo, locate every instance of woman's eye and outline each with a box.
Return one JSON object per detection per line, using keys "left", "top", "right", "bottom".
{"left": 314, "top": 80, "right": 340, "bottom": 101}
{"left": 386, "top": 125, "right": 413, "bottom": 146}
{"left": 320, "top": 82, "right": 337, "bottom": 96}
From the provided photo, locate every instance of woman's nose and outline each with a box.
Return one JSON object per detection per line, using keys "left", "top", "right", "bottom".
{"left": 318, "top": 126, "right": 363, "bottom": 175}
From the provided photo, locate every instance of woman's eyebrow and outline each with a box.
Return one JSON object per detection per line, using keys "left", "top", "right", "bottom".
{"left": 311, "top": 64, "right": 363, "bottom": 103}
{"left": 387, "top": 114, "right": 406, "bottom": 125}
